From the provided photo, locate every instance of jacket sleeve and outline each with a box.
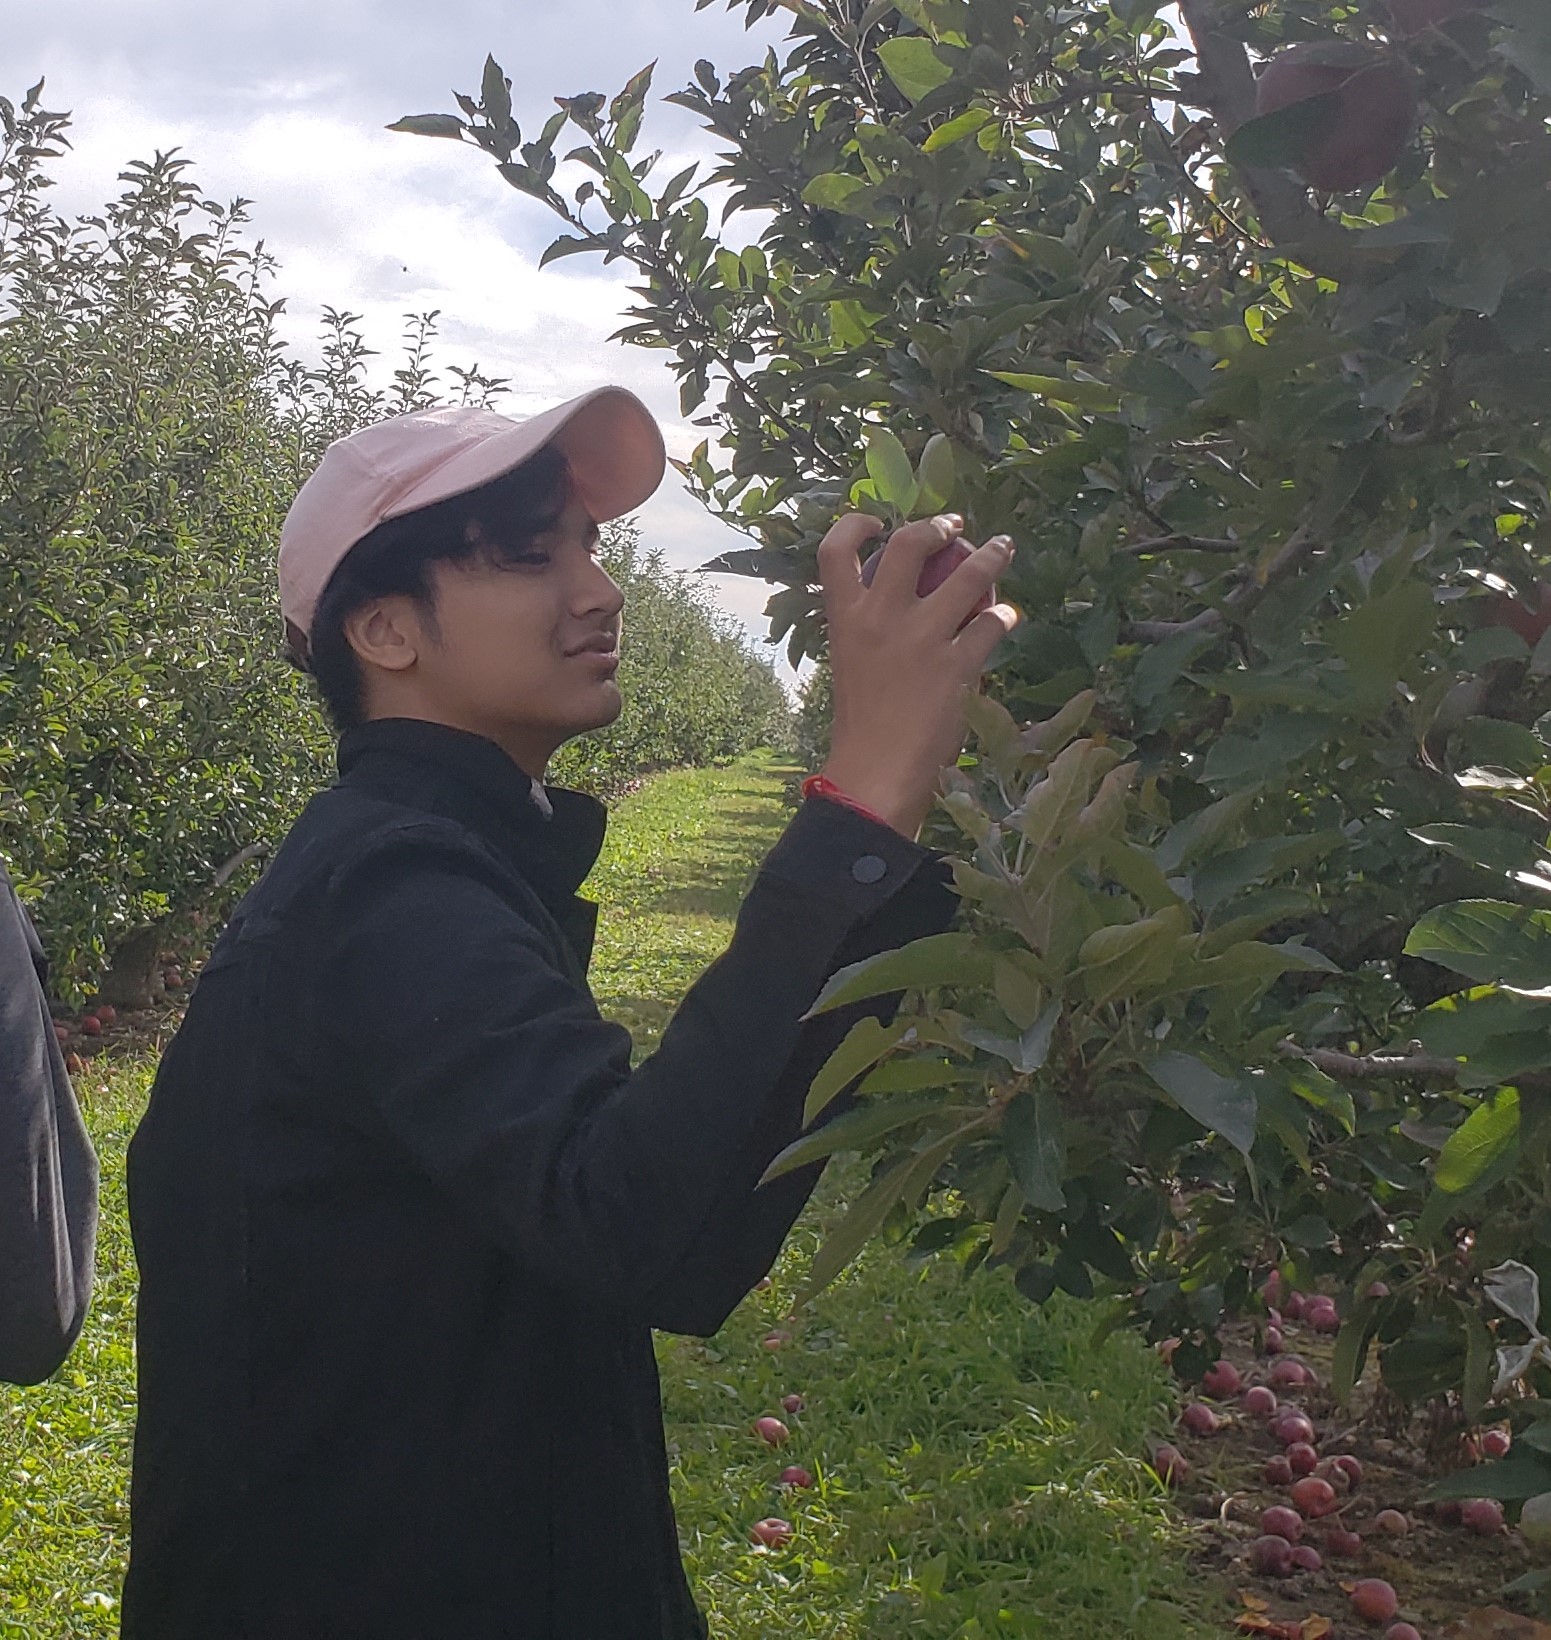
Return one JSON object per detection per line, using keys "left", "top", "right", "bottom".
{"left": 324, "top": 796, "right": 957, "bottom": 1323}
{"left": 637, "top": 846, "right": 959, "bottom": 1336}
{"left": 0, "top": 869, "right": 99, "bottom": 1385}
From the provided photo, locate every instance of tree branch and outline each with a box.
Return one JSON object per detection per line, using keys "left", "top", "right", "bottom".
{"left": 1120, "top": 534, "right": 1242, "bottom": 556}
{"left": 1278, "top": 1038, "right": 1462, "bottom": 1083}
{"left": 212, "top": 842, "right": 270, "bottom": 890}
{"left": 1175, "top": 0, "right": 1368, "bottom": 284}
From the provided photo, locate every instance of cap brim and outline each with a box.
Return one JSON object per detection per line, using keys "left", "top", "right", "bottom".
{"left": 383, "top": 385, "right": 666, "bottom": 528}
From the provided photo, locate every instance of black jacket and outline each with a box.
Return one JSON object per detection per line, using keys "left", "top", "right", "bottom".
{"left": 0, "top": 863, "right": 97, "bottom": 1385}
{"left": 123, "top": 718, "right": 958, "bottom": 1639}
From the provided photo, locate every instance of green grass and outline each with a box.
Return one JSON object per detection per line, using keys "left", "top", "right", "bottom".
{"left": 0, "top": 752, "right": 1211, "bottom": 1638}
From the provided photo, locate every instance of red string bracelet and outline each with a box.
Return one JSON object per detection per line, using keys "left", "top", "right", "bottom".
{"left": 801, "top": 773, "right": 890, "bottom": 829}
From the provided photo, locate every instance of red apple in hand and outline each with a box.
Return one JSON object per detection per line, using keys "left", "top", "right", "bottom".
{"left": 858, "top": 537, "right": 996, "bottom": 628}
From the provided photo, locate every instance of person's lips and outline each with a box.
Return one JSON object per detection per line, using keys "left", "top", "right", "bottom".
{"left": 567, "top": 633, "right": 620, "bottom": 658}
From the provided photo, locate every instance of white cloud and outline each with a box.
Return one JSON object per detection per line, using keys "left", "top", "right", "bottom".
{"left": 14, "top": 1, "right": 813, "bottom": 693}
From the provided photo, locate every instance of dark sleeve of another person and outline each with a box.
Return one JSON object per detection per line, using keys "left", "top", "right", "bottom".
{"left": 325, "top": 797, "right": 959, "bottom": 1335}
{"left": 0, "top": 865, "right": 99, "bottom": 1385}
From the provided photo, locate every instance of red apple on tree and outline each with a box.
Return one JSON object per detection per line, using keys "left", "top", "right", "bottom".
{"left": 858, "top": 537, "right": 996, "bottom": 630}
{"left": 1254, "top": 44, "right": 1418, "bottom": 193}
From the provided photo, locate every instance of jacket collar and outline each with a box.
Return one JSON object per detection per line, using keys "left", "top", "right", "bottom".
{"left": 335, "top": 718, "right": 608, "bottom": 904}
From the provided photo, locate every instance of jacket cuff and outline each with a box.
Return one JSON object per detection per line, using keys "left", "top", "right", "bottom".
{"left": 757, "top": 794, "right": 946, "bottom": 923}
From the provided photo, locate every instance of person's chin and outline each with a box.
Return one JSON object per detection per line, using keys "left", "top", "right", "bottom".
{"left": 576, "top": 680, "right": 624, "bottom": 731}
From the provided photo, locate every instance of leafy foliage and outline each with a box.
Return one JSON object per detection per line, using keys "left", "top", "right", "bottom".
{"left": 407, "top": 0, "right": 1551, "bottom": 1412}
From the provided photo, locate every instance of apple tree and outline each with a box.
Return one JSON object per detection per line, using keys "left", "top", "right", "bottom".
{"left": 403, "top": 0, "right": 1551, "bottom": 1409}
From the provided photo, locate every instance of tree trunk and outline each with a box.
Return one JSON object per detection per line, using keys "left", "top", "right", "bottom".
{"left": 99, "top": 923, "right": 166, "bottom": 1009}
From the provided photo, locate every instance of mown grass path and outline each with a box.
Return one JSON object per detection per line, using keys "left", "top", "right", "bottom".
{"left": 0, "top": 752, "right": 1211, "bottom": 1638}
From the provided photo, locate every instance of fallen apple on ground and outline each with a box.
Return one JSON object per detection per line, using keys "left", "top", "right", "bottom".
{"left": 778, "top": 1466, "right": 813, "bottom": 1489}
{"left": 753, "top": 1417, "right": 789, "bottom": 1447}
{"left": 1250, "top": 1534, "right": 1296, "bottom": 1577}
{"left": 1350, "top": 1578, "right": 1399, "bottom": 1624}
{"left": 749, "top": 1518, "right": 793, "bottom": 1550}
{"left": 780, "top": 1393, "right": 804, "bottom": 1415}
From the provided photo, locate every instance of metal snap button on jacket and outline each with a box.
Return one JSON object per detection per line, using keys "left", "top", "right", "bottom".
{"left": 851, "top": 854, "right": 887, "bottom": 884}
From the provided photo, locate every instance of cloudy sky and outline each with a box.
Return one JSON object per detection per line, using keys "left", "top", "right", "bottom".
{"left": 12, "top": 0, "right": 809, "bottom": 686}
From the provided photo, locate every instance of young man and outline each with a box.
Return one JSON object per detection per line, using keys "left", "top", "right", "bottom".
{"left": 123, "top": 386, "right": 1017, "bottom": 1638}
{"left": 0, "top": 860, "right": 98, "bottom": 1386}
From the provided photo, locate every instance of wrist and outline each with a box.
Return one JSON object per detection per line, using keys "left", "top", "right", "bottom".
{"left": 811, "top": 765, "right": 926, "bottom": 840}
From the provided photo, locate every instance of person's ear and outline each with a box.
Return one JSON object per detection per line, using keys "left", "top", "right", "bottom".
{"left": 343, "top": 597, "right": 423, "bottom": 676}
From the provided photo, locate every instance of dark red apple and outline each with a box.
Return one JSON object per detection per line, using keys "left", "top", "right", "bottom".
{"left": 79, "top": 1015, "right": 102, "bottom": 1037}
{"left": 1182, "top": 1402, "right": 1220, "bottom": 1436}
{"left": 749, "top": 1517, "right": 793, "bottom": 1549}
{"left": 64, "top": 1051, "right": 85, "bottom": 1076}
{"left": 1383, "top": 1624, "right": 1422, "bottom": 1640}
{"left": 779, "top": 1465, "right": 814, "bottom": 1489}
{"left": 1462, "top": 1497, "right": 1505, "bottom": 1535}
{"left": 1152, "top": 1444, "right": 1189, "bottom": 1485}
{"left": 1250, "top": 1535, "right": 1296, "bottom": 1577}
{"left": 95, "top": 1004, "right": 117, "bottom": 1026}
{"left": 1325, "top": 1526, "right": 1363, "bottom": 1558}
{"left": 1374, "top": 1509, "right": 1409, "bottom": 1535}
{"left": 753, "top": 1417, "right": 790, "bottom": 1447}
{"left": 1287, "top": 1442, "right": 1319, "bottom": 1477}
{"left": 1350, "top": 1579, "right": 1399, "bottom": 1624}
{"left": 781, "top": 1393, "right": 805, "bottom": 1415}
{"left": 1262, "top": 1505, "right": 1304, "bottom": 1542}
{"left": 1275, "top": 1412, "right": 1317, "bottom": 1447}
{"left": 761, "top": 1330, "right": 790, "bottom": 1351}
{"left": 1329, "top": 1455, "right": 1364, "bottom": 1492}
{"left": 1264, "top": 1456, "right": 1295, "bottom": 1487}
{"left": 754, "top": 1276, "right": 773, "bottom": 1292}
{"left": 1291, "top": 1476, "right": 1339, "bottom": 1519}
{"left": 1203, "top": 1360, "right": 1242, "bottom": 1399}
{"left": 1263, "top": 1325, "right": 1285, "bottom": 1355}
{"left": 163, "top": 967, "right": 184, "bottom": 989}
{"left": 1243, "top": 1386, "right": 1278, "bottom": 1418}
{"left": 1271, "top": 1359, "right": 1311, "bottom": 1390}
{"left": 858, "top": 537, "right": 995, "bottom": 628}
{"left": 1482, "top": 1427, "right": 1511, "bottom": 1459}
{"left": 1291, "top": 1543, "right": 1323, "bottom": 1572}
{"left": 1255, "top": 45, "right": 1418, "bottom": 192}
{"left": 53, "top": 1022, "right": 70, "bottom": 1044}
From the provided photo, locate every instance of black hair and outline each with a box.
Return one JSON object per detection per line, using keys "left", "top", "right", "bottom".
{"left": 287, "top": 444, "right": 573, "bottom": 733}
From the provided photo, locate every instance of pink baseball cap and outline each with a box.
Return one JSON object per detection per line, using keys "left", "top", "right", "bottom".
{"left": 278, "top": 385, "right": 666, "bottom": 642}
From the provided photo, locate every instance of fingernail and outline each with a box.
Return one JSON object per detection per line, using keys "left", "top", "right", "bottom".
{"left": 935, "top": 514, "right": 963, "bottom": 532}
{"left": 991, "top": 535, "right": 1015, "bottom": 555}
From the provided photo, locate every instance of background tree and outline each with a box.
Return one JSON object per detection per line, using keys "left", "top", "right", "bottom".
{"left": 1, "top": 80, "right": 789, "bottom": 1003}
{"left": 406, "top": 0, "right": 1551, "bottom": 1433}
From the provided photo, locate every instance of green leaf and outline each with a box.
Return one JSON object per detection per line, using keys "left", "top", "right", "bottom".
{"left": 1201, "top": 712, "right": 1331, "bottom": 787}
{"left": 1405, "top": 901, "right": 1551, "bottom": 991}
{"left": 864, "top": 426, "right": 918, "bottom": 512}
{"left": 482, "top": 55, "right": 513, "bottom": 129}
{"left": 1333, "top": 1311, "right": 1377, "bottom": 1403}
{"left": 1425, "top": 1449, "right": 1551, "bottom": 1502}
{"left": 1434, "top": 1086, "right": 1520, "bottom": 1193}
{"left": 877, "top": 36, "right": 955, "bottom": 102}
{"left": 1283, "top": 1063, "right": 1356, "bottom": 1137}
{"left": 1223, "top": 90, "right": 1344, "bottom": 170}
{"left": 1157, "top": 791, "right": 1256, "bottom": 874}
{"left": 1410, "top": 825, "right": 1547, "bottom": 880}
{"left": 1145, "top": 1051, "right": 1259, "bottom": 1156}
{"left": 538, "top": 234, "right": 603, "bottom": 267}
{"left": 802, "top": 172, "right": 870, "bottom": 211}
{"left": 803, "top": 932, "right": 992, "bottom": 1018}
{"left": 387, "top": 113, "right": 467, "bottom": 140}
{"left": 986, "top": 371, "right": 1121, "bottom": 412}
{"left": 803, "top": 1016, "right": 914, "bottom": 1125}
{"left": 1001, "top": 1087, "right": 1066, "bottom": 1210}
{"left": 797, "top": 1151, "right": 918, "bottom": 1297}
{"left": 922, "top": 106, "right": 993, "bottom": 152}
{"left": 1192, "top": 832, "right": 1341, "bottom": 914}
{"left": 761, "top": 1092, "right": 959, "bottom": 1182}
{"left": 1328, "top": 581, "right": 1436, "bottom": 696}
{"left": 914, "top": 433, "right": 957, "bottom": 512}
{"left": 856, "top": 1057, "right": 982, "bottom": 1095}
